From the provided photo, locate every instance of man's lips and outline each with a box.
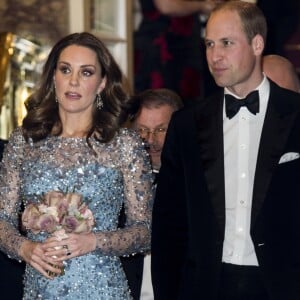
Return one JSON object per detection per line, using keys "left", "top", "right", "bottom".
{"left": 148, "top": 149, "right": 161, "bottom": 155}
{"left": 211, "top": 66, "right": 227, "bottom": 76}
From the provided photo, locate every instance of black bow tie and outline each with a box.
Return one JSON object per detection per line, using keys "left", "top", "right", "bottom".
{"left": 225, "top": 90, "right": 259, "bottom": 119}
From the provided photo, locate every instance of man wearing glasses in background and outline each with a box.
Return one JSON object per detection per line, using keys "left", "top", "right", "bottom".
{"left": 131, "top": 89, "right": 184, "bottom": 174}
{"left": 121, "top": 88, "right": 183, "bottom": 300}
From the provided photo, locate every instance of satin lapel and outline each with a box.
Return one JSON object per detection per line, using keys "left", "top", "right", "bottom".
{"left": 251, "top": 83, "right": 300, "bottom": 226}
{"left": 195, "top": 92, "right": 225, "bottom": 231}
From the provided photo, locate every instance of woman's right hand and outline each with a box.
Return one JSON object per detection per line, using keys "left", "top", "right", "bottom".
{"left": 19, "top": 239, "right": 63, "bottom": 279}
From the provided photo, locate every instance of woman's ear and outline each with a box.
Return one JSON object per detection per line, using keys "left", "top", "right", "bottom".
{"left": 97, "top": 76, "right": 107, "bottom": 94}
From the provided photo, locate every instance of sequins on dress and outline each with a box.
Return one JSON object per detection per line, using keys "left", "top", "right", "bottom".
{"left": 0, "top": 127, "right": 154, "bottom": 300}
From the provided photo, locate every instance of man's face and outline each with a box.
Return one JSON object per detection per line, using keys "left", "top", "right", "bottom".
{"left": 134, "top": 104, "right": 174, "bottom": 171}
{"left": 205, "top": 9, "right": 262, "bottom": 95}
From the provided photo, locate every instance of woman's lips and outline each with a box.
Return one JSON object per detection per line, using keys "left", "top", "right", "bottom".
{"left": 65, "top": 91, "right": 81, "bottom": 99}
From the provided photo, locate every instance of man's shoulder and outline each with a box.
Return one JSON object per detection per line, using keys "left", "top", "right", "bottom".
{"left": 269, "top": 80, "right": 300, "bottom": 112}
{"left": 173, "top": 91, "right": 223, "bottom": 120}
{"left": 269, "top": 79, "right": 299, "bottom": 97}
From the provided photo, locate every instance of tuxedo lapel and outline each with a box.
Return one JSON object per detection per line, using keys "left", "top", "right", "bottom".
{"left": 251, "top": 82, "right": 300, "bottom": 226}
{"left": 195, "top": 92, "right": 226, "bottom": 231}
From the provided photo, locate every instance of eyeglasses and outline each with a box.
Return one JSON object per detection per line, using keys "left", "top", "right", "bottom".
{"left": 136, "top": 128, "right": 167, "bottom": 139}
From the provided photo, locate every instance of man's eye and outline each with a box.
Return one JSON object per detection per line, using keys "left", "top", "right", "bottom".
{"left": 137, "top": 128, "right": 148, "bottom": 134}
{"left": 224, "top": 40, "right": 232, "bottom": 46}
{"left": 205, "top": 41, "right": 213, "bottom": 48}
{"left": 156, "top": 128, "right": 167, "bottom": 133}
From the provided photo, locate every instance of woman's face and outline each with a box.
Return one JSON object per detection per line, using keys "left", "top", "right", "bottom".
{"left": 54, "top": 45, "right": 106, "bottom": 117}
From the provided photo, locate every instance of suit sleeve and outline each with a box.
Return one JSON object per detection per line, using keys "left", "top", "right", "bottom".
{"left": 151, "top": 113, "right": 188, "bottom": 300}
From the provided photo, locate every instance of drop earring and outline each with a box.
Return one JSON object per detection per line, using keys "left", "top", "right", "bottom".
{"left": 96, "top": 93, "right": 103, "bottom": 110}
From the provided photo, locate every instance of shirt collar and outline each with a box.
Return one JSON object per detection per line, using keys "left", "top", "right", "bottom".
{"left": 224, "top": 74, "right": 269, "bottom": 99}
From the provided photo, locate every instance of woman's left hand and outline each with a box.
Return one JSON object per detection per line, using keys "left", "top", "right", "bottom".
{"left": 42, "top": 232, "right": 97, "bottom": 261}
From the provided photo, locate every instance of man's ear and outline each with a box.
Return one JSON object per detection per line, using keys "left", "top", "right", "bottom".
{"left": 252, "top": 34, "right": 264, "bottom": 56}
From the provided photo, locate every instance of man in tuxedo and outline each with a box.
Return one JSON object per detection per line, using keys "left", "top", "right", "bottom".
{"left": 151, "top": 2, "right": 300, "bottom": 300}
{"left": 121, "top": 88, "right": 183, "bottom": 299}
{"left": 0, "top": 139, "right": 25, "bottom": 299}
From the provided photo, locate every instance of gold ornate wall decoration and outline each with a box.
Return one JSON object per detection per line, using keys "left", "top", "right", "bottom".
{"left": 0, "top": 0, "right": 69, "bottom": 139}
{"left": 0, "top": 33, "right": 43, "bottom": 139}
{"left": 0, "top": 32, "right": 13, "bottom": 109}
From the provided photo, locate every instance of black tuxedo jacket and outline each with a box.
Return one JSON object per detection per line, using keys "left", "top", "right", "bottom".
{"left": 0, "top": 139, "right": 6, "bottom": 161}
{"left": 151, "top": 80, "right": 300, "bottom": 300}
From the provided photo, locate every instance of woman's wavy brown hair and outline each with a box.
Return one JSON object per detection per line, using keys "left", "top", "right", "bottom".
{"left": 22, "top": 32, "right": 129, "bottom": 144}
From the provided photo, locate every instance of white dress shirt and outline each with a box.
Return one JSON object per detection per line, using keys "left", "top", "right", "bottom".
{"left": 222, "top": 75, "right": 270, "bottom": 266}
{"left": 140, "top": 169, "right": 158, "bottom": 299}
{"left": 140, "top": 254, "right": 153, "bottom": 299}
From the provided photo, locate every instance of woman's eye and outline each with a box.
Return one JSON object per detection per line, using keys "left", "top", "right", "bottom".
{"left": 59, "top": 66, "right": 70, "bottom": 74}
{"left": 81, "top": 69, "right": 94, "bottom": 77}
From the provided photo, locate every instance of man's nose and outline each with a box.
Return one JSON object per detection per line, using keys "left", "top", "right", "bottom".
{"left": 145, "top": 131, "right": 156, "bottom": 144}
{"left": 209, "top": 46, "right": 224, "bottom": 64}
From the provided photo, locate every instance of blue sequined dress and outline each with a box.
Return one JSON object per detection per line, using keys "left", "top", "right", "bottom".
{"left": 0, "top": 127, "right": 153, "bottom": 300}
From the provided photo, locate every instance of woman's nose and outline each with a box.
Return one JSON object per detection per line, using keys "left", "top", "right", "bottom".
{"left": 69, "top": 73, "right": 80, "bottom": 86}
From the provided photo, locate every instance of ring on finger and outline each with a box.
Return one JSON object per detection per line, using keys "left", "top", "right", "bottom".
{"left": 62, "top": 244, "right": 70, "bottom": 255}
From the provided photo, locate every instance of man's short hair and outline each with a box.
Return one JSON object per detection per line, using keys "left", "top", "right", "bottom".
{"left": 211, "top": 1, "right": 267, "bottom": 45}
{"left": 128, "top": 88, "right": 183, "bottom": 122}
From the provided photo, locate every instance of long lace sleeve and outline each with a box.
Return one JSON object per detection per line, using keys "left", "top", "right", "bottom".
{"left": 0, "top": 128, "right": 28, "bottom": 261}
{"left": 94, "top": 129, "right": 154, "bottom": 256}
